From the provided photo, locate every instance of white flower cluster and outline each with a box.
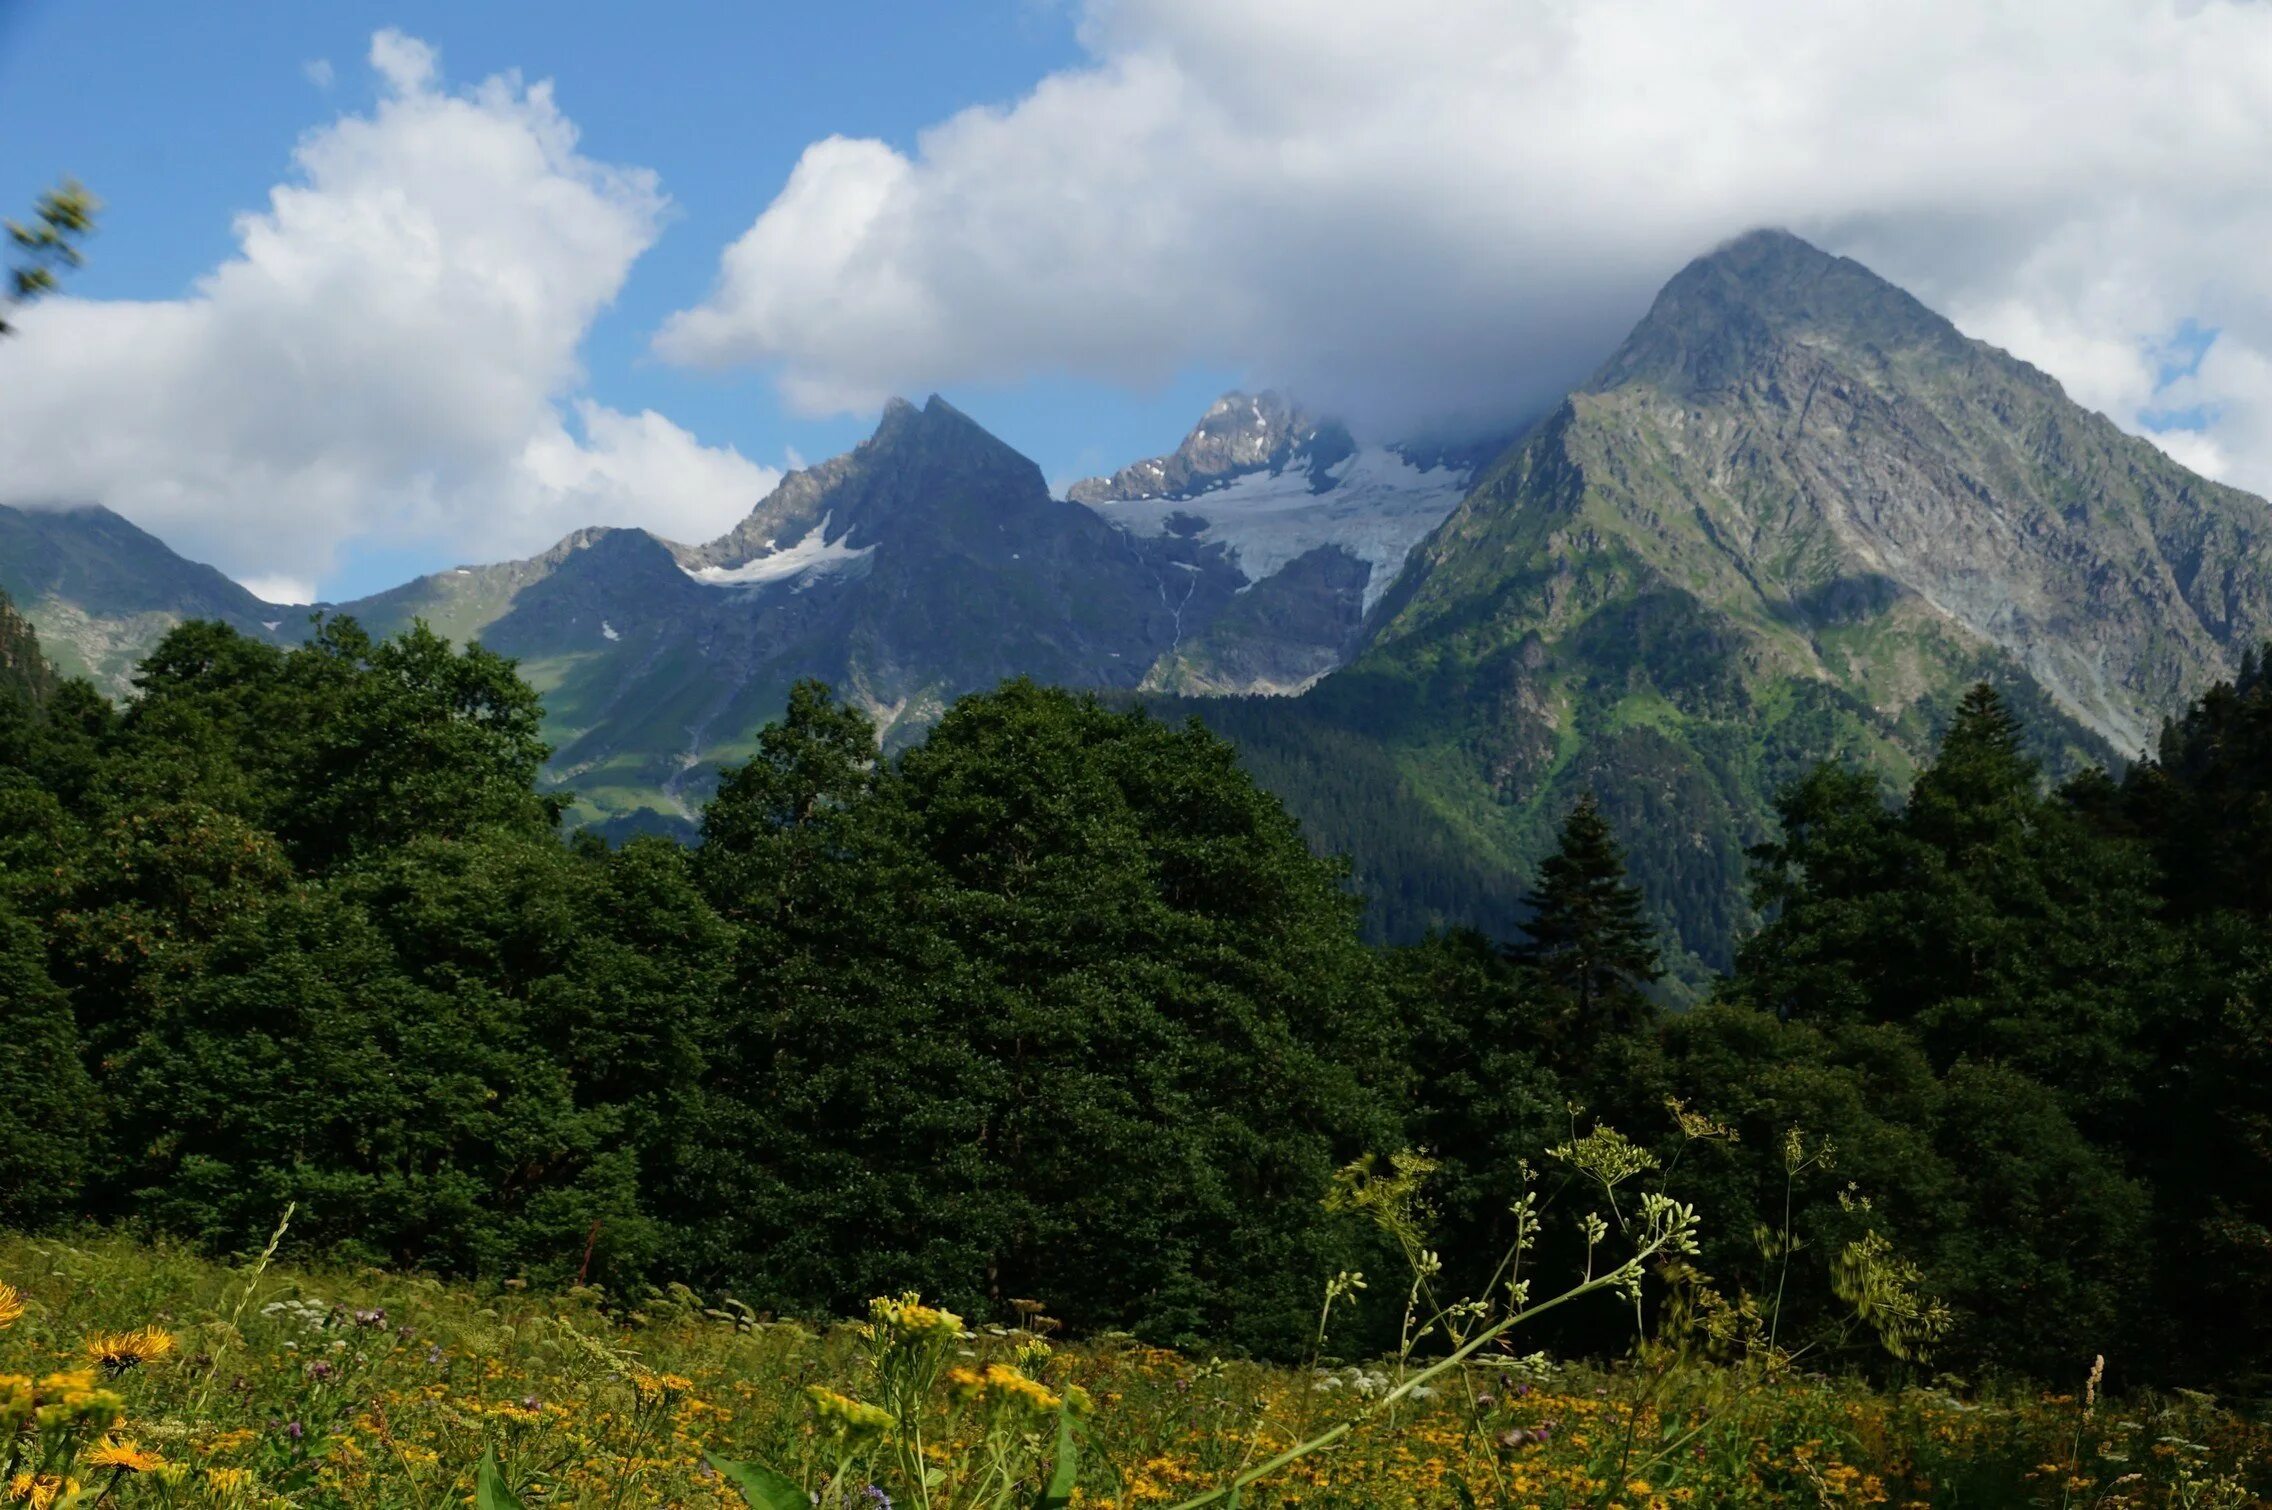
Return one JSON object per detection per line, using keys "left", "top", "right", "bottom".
{"left": 1311, "top": 1366, "right": 1395, "bottom": 1397}
{"left": 259, "top": 1297, "right": 336, "bottom": 1335}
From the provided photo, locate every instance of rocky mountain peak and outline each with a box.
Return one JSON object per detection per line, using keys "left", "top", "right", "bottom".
{"left": 1592, "top": 227, "right": 1972, "bottom": 398}
{"left": 1067, "top": 390, "right": 1356, "bottom": 503}
{"left": 693, "top": 395, "right": 1051, "bottom": 572}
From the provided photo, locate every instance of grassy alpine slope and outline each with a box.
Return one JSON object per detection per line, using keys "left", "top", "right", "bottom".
{"left": 4, "top": 1230, "right": 2267, "bottom": 1509}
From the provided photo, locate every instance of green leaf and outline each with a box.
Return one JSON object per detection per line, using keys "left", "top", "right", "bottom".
{"left": 475, "top": 1448, "right": 526, "bottom": 1510}
{"left": 705, "top": 1452, "right": 810, "bottom": 1510}
{"left": 1033, "top": 1403, "right": 1080, "bottom": 1507}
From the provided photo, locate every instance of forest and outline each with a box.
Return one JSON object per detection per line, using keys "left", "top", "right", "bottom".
{"left": 2, "top": 599, "right": 2269, "bottom": 1405}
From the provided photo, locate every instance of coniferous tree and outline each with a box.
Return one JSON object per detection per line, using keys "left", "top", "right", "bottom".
{"left": 1514, "top": 793, "right": 1661, "bottom": 1049}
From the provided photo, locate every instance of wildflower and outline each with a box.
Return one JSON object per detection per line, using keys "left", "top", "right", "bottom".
{"left": 86, "top": 1437, "right": 167, "bottom": 1473}
{"left": 866, "top": 1293, "right": 964, "bottom": 1343}
{"left": 0, "top": 1282, "right": 23, "bottom": 1330}
{"left": 949, "top": 1363, "right": 1063, "bottom": 1418}
{"left": 83, "top": 1326, "right": 176, "bottom": 1372}
{"left": 628, "top": 1369, "right": 694, "bottom": 1399}
{"left": 807, "top": 1385, "right": 894, "bottom": 1443}
{"left": 5, "top": 1474, "right": 79, "bottom": 1509}
{"left": 29, "top": 1371, "right": 123, "bottom": 1434}
{"left": 204, "top": 1465, "right": 255, "bottom": 1500}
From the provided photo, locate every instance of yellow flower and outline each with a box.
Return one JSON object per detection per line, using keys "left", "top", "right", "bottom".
{"left": 5, "top": 1474, "right": 79, "bottom": 1510}
{"left": 86, "top": 1437, "right": 167, "bottom": 1473}
{"left": 627, "top": 1369, "right": 694, "bottom": 1399}
{"left": 204, "top": 1465, "right": 255, "bottom": 1500}
{"left": 866, "top": 1292, "right": 963, "bottom": 1343}
{"left": 25, "top": 1369, "right": 122, "bottom": 1435}
{"left": 954, "top": 1363, "right": 1062, "bottom": 1418}
{"left": 0, "top": 1282, "right": 23, "bottom": 1330}
{"left": 805, "top": 1385, "right": 895, "bottom": 1442}
{"left": 83, "top": 1326, "right": 176, "bottom": 1372}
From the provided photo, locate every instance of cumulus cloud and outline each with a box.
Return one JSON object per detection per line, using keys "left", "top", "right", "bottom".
{"left": 659, "top": 0, "right": 2272, "bottom": 493}
{"left": 0, "top": 31, "right": 777, "bottom": 599}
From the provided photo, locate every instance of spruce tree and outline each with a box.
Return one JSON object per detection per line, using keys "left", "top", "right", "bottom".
{"left": 1516, "top": 794, "right": 1661, "bottom": 1044}
{"left": 1906, "top": 682, "right": 2039, "bottom": 852}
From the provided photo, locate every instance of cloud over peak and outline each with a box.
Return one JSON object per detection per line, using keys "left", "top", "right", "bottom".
{"left": 657, "top": 0, "right": 2272, "bottom": 487}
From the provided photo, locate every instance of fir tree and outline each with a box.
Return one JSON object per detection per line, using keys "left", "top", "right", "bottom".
{"left": 1515, "top": 794, "right": 1661, "bottom": 1045}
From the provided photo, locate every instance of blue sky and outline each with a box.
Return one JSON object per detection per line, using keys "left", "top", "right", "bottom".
{"left": 0, "top": 0, "right": 2264, "bottom": 603}
{"left": 0, "top": 0, "right": 1234, "bottom": 597}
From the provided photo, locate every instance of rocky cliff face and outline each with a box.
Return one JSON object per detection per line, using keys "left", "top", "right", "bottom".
{"left": 0, "top": 587, "right": 56, "bottom": 708}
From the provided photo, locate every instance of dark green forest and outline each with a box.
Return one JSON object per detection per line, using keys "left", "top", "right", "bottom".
{"left": 1, "top": 596, "right": 2267, "bottom": 1397}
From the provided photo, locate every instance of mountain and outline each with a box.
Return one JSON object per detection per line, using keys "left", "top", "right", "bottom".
{"left": 12, "top": 231, "right": 2271, "bottom": 966}
{"left": 4, "top": 391, "right": 1473, "bottom": 831}
{"left": 0, "top": 503, "right": 295, "bottom": 696}
{"left": 322, "top": 390, "right": 1486, "bottom": 827}
{"left": 328, "top": 395, "right": 1249, "bottom": 826}
{"left": 1068, "top": 390, "right": 1482, "bottom": 692}
{"left": 1170, "top": 229, "right": 2272, "bottom": 974}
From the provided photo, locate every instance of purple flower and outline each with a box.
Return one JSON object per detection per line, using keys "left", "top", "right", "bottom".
{"left": 287, "top": 1420, "right": 305, "bottom": 1441}
{"left": 860, "top": 1488, "right": 893, "bottom": 1508}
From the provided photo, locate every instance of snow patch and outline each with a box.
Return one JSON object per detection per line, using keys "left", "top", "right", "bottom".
{"left": 1084, "top": 447, "right": 1469, "bottom": 610}
{"left": 601, "top": 620, "right": 620, "bottom": 641}
{"left": 684, "top": 513, "right": 877, "bottom": 587}
{"left": 261, "top": 620, "right": 282, "bottom": 632}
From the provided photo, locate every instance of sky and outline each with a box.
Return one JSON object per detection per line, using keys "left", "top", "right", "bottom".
{"left": 2, "top": 0, "right": 2270, "bottom": 603}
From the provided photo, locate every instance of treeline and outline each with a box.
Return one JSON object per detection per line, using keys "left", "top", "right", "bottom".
{"left": 0, "top": 602, "right": 2267, "bottom": 1394}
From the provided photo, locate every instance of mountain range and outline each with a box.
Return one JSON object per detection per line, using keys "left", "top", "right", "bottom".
{"left": 7, "top": 229, "right": 2269, "bottom": 969}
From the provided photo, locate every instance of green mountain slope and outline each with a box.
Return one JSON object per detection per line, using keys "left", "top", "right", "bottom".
{"left": 1175, "top": 230, "right": 2272, "bottom": 975}
{"left": 0, "top": 504, "right": 293, "bottom": 695}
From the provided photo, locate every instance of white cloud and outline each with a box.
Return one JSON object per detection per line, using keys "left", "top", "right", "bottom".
{"left": 302, "top": 58, "right": 335, "bottom": 90}
{"left": 0, "top": 30, "right": 776, "bottom": 598}
{"left": 238, "top": 574, "right": 318, "bottom": 607}
{"left": 660, "top": 0, "right": 2272, "bottom": 496}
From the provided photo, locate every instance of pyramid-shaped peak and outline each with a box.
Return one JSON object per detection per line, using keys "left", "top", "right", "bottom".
{"left": 1592, "top": 228, "right": 1969, "bottom": 396}
{"left": 863, "top": 393, "right": 999, "bottom": 450}
{"left": 1694, "top": 226, "right": 1840, "bottom": 277}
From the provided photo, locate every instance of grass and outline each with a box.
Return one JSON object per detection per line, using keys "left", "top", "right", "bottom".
{"left": 3, "top": 1231, "right": 2267, "bottom": 1508}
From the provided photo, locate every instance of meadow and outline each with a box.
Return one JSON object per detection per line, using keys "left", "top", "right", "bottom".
{"left": 2, "top": 1229, "right": 2264, "bottom": 1509}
